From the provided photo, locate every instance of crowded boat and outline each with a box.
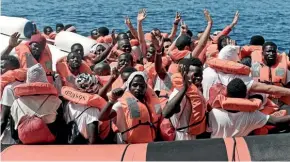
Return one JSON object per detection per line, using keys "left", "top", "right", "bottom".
{"left": 1, "top": 8, "right": 290, "bottom": 149}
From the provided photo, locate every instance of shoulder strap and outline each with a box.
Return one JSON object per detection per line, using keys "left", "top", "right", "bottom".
{"left": 15, "top": 95, "right": 51, "bottom": 116}
{"left": 74, "top": 107, "right": 91, "bottom": 120}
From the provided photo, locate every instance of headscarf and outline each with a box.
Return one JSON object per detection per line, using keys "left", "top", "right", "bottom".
{"left": 89, "top": 43, "right": 109, "bottom": 54}
{"left": 29, "top": 34, "right": 46, "bottom": 48}
{"left": 75, "top": 73, "right": 100, "bottom": 93}
{"left": 218, "top": 45, "right": 240, "bottom": 62}
{"left": 125, "top": 71, "right": 147, "bottom": 91}
{"left": 26, "top": 63, "right": 48, "bottom": 83}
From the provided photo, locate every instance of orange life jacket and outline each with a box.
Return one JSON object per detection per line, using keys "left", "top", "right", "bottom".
{"left": 168, "top": 63, "right": 179, "bottom": 74}
{"left": 162, "top": 55, "right": 172, "bottom": 68}
{"left": 169, "top": 48, "right": 191, "bottom": 62}
{"left": 112, "top": 87, "right": 162, "bottom": 144}
{"left": 208, "top": 83, "right": 262, "bottom": 112}
{"left": 15, "top": 43, "right": 53, "bottom": 83}
{"left": 61, "top": 86, "right": 109, "bottom": 140}
{"left": 14, "top": 82, "right": 58, "bottom": 97}
{"left": 48, "top": 32, "right": 57, "bottom": 40}
{"left": 0, "top": 68, "right": 27, "bottom": 98}
{"left": 251, "top": 51, "right": 288, "bottom": 86}
{"left": 206, "top": 57, "right": 251, "bottom": 75}
{"left": 83, "top": 53, "right": 96, "bottom": 67}
{"left": 130, "top": 39, "right": 139, "bottom": 46}
{"left": 156, "top": 73, "right": 175, "bottom": 141}
{"left": 56, "top": 61, "right": 92, "bottom": 88}
{"left": 144, "top": 62, "right": 156, "bottom": 88}
{"left": 240, "top": 45, "right": 262, "bottom": 59}
{"left": 112, "top": 76, "right": 124, "bottom": 90}
{"left": 96, "top": 36, "right": 112, "bottom": 44}
{"left": 206, "top": 44, "right": 219, "bottom": 59}
{"left": 171, "top": 73, "right": 207, "bottom": 135}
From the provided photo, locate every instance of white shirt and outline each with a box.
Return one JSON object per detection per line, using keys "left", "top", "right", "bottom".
{"left": 167, "top": 88, "right": 197, "bottom": 141}
{"left": 202, "top": 67, "right": 254, "bottom": 101}
{"left": 64, "top": 102, "right": 101, "bottom": 139}
{"left": 0, "top": 81, "right": 23, "bottom": 107}
{"left": 208, "top": 108, "right": 269, "bottom": 138}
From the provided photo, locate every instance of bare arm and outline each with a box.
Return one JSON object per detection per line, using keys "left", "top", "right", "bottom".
{"left": 191, "top": 9, "right": 213, "bottom": 58}
{"left": 250, "top": 81, "right": 290, "bottom": 96}
{"left": 212, "top": 11, "right": 239, "bottom": 43}
{"left": 137, "top": 9, "right": 147, "bottom": 55}
{"left": 1, "top": 32, "right": 22, "bottom": 58}
{"left": 97, "top": 68, "right": 119, "bottom": 99}
{"left": 155, "top": 51, "right": 167, "bottom": 79}
{"left": 125, "top": 16, "right": 139, "bottom": 40}
{"left": 163, "top": 87, "right": 187, "bottom": 118}
{"left": 168, "top": 12, "right": 181, "bottom": 41}
{"left": 163, "top": 69, "right": 188, "bottom": 118}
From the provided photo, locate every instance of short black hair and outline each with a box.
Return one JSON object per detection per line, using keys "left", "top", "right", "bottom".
{"left": 97, "top": 27, "right": 109, "bottom": 36}
{"left": 217, "top": 35, "right": 230, "bottom": 51}
{"left": 262, "top": 42, "right": 277, "bottom": 51}
{"left": 187, "top": 30, "right": 193, "bottom": 37}
{"left": 64, "top": 24, "right": 73, "bottom": 31}
{"left": 117, "top": 32, "right": 129, "bottom": 41}
{"left": 121, "top": 66, "right": 137, "bottom": 74}
{"left": 92, "top": 62, "right": 110, "bottom": 71}
{"left": 119, "top": 53, "right": 133, "bottom": 63}
{"left": 43, "top": 26, "right": 53, "bottom": 32}
{"left": 163, "top": 38, "right": 172, "bottom": 43}
{"left": 2, "top": 55, "right": 20, "bottom": 69}
{"left": 240, "top": 56, "right": 252, "bottom": 67}
{"left": 175, "top": 35, "right": 191, "bottom": 50}
{"left": 71, "top": 43, "right": 83, "bottom": 51}
{"left": 227, "top": 78, "right": 247, "bottom": 98}
{"left": 178, "top": 58, "right": 203, "bottom": 67}
{"left": 56, "top": 23, "right": 64, "bottom": 28}
{"left": 67, "top": 51, "right": 81, "bottom": 60}
{"left": 250, "top": 35, "right": 265, "bottom": 46}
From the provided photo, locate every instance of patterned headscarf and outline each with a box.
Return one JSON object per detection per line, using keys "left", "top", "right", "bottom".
{"left": 75, "top": 73, "right": 100, "bottom": 93}
{"left": 26, "top": 63, "right": 48, "bottom": 83}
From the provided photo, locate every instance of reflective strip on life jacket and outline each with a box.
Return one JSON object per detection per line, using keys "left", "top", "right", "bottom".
{"left": 251, "top": 52, "right": 287, "bottom": 86}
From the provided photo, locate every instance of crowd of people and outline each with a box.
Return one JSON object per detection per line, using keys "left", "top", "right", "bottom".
{"left": 1, "top": 8, "right": 290, "bottom": 145}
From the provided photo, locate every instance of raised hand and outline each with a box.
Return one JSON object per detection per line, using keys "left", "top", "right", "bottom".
{"left": 231, "top": 11, "right": 240, "bottom": 26}
{"left": 226, "top": 38, "right": 236, "bottom": 46}
{"left": 137, "top": 8, "right": 147, "bottom": 22}
{"left": 125, "top": 16, "right": 132, "bottom": 25}
{"left": 112, "top": 88, "right": 125, "bottom": 99}
{"left": 111, "top": 29, "right": 117, "bottom": 45}
{"left": 203, "top": 9, "right": 213, "bottom": 24}
{"left": 174, "top": 12, "right": 181, "bottom": 24}
{"left": 9, "top": 32, "right": 22, "bottom": 47}
{"left": 111, "top": 67, "right": 119, "bottom": 80}
{"left": 180, "top": 20, "right": 188, "bottom": 35}
{"left": 180, "top": 65, "right": 190, "bottom": 89}
{"left": 151, "top": 32, "right": 164, "bottom": 51}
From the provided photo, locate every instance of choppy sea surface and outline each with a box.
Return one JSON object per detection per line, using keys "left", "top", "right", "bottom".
{"left": 2, "top": 0, "right": 289, "bottom": 52}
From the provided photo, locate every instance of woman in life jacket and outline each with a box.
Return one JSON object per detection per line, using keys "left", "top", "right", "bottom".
{"left": 63, "top": 72, "right": 117, "bottom": 144}
{"left": 208, "top": 78, "right": 290, "bottom": 138}
{"left": 162, "top": 58, "right": 207, "bottom": 141}
{"left": 99, "top": 71, "right": 162, "bottom": 144}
